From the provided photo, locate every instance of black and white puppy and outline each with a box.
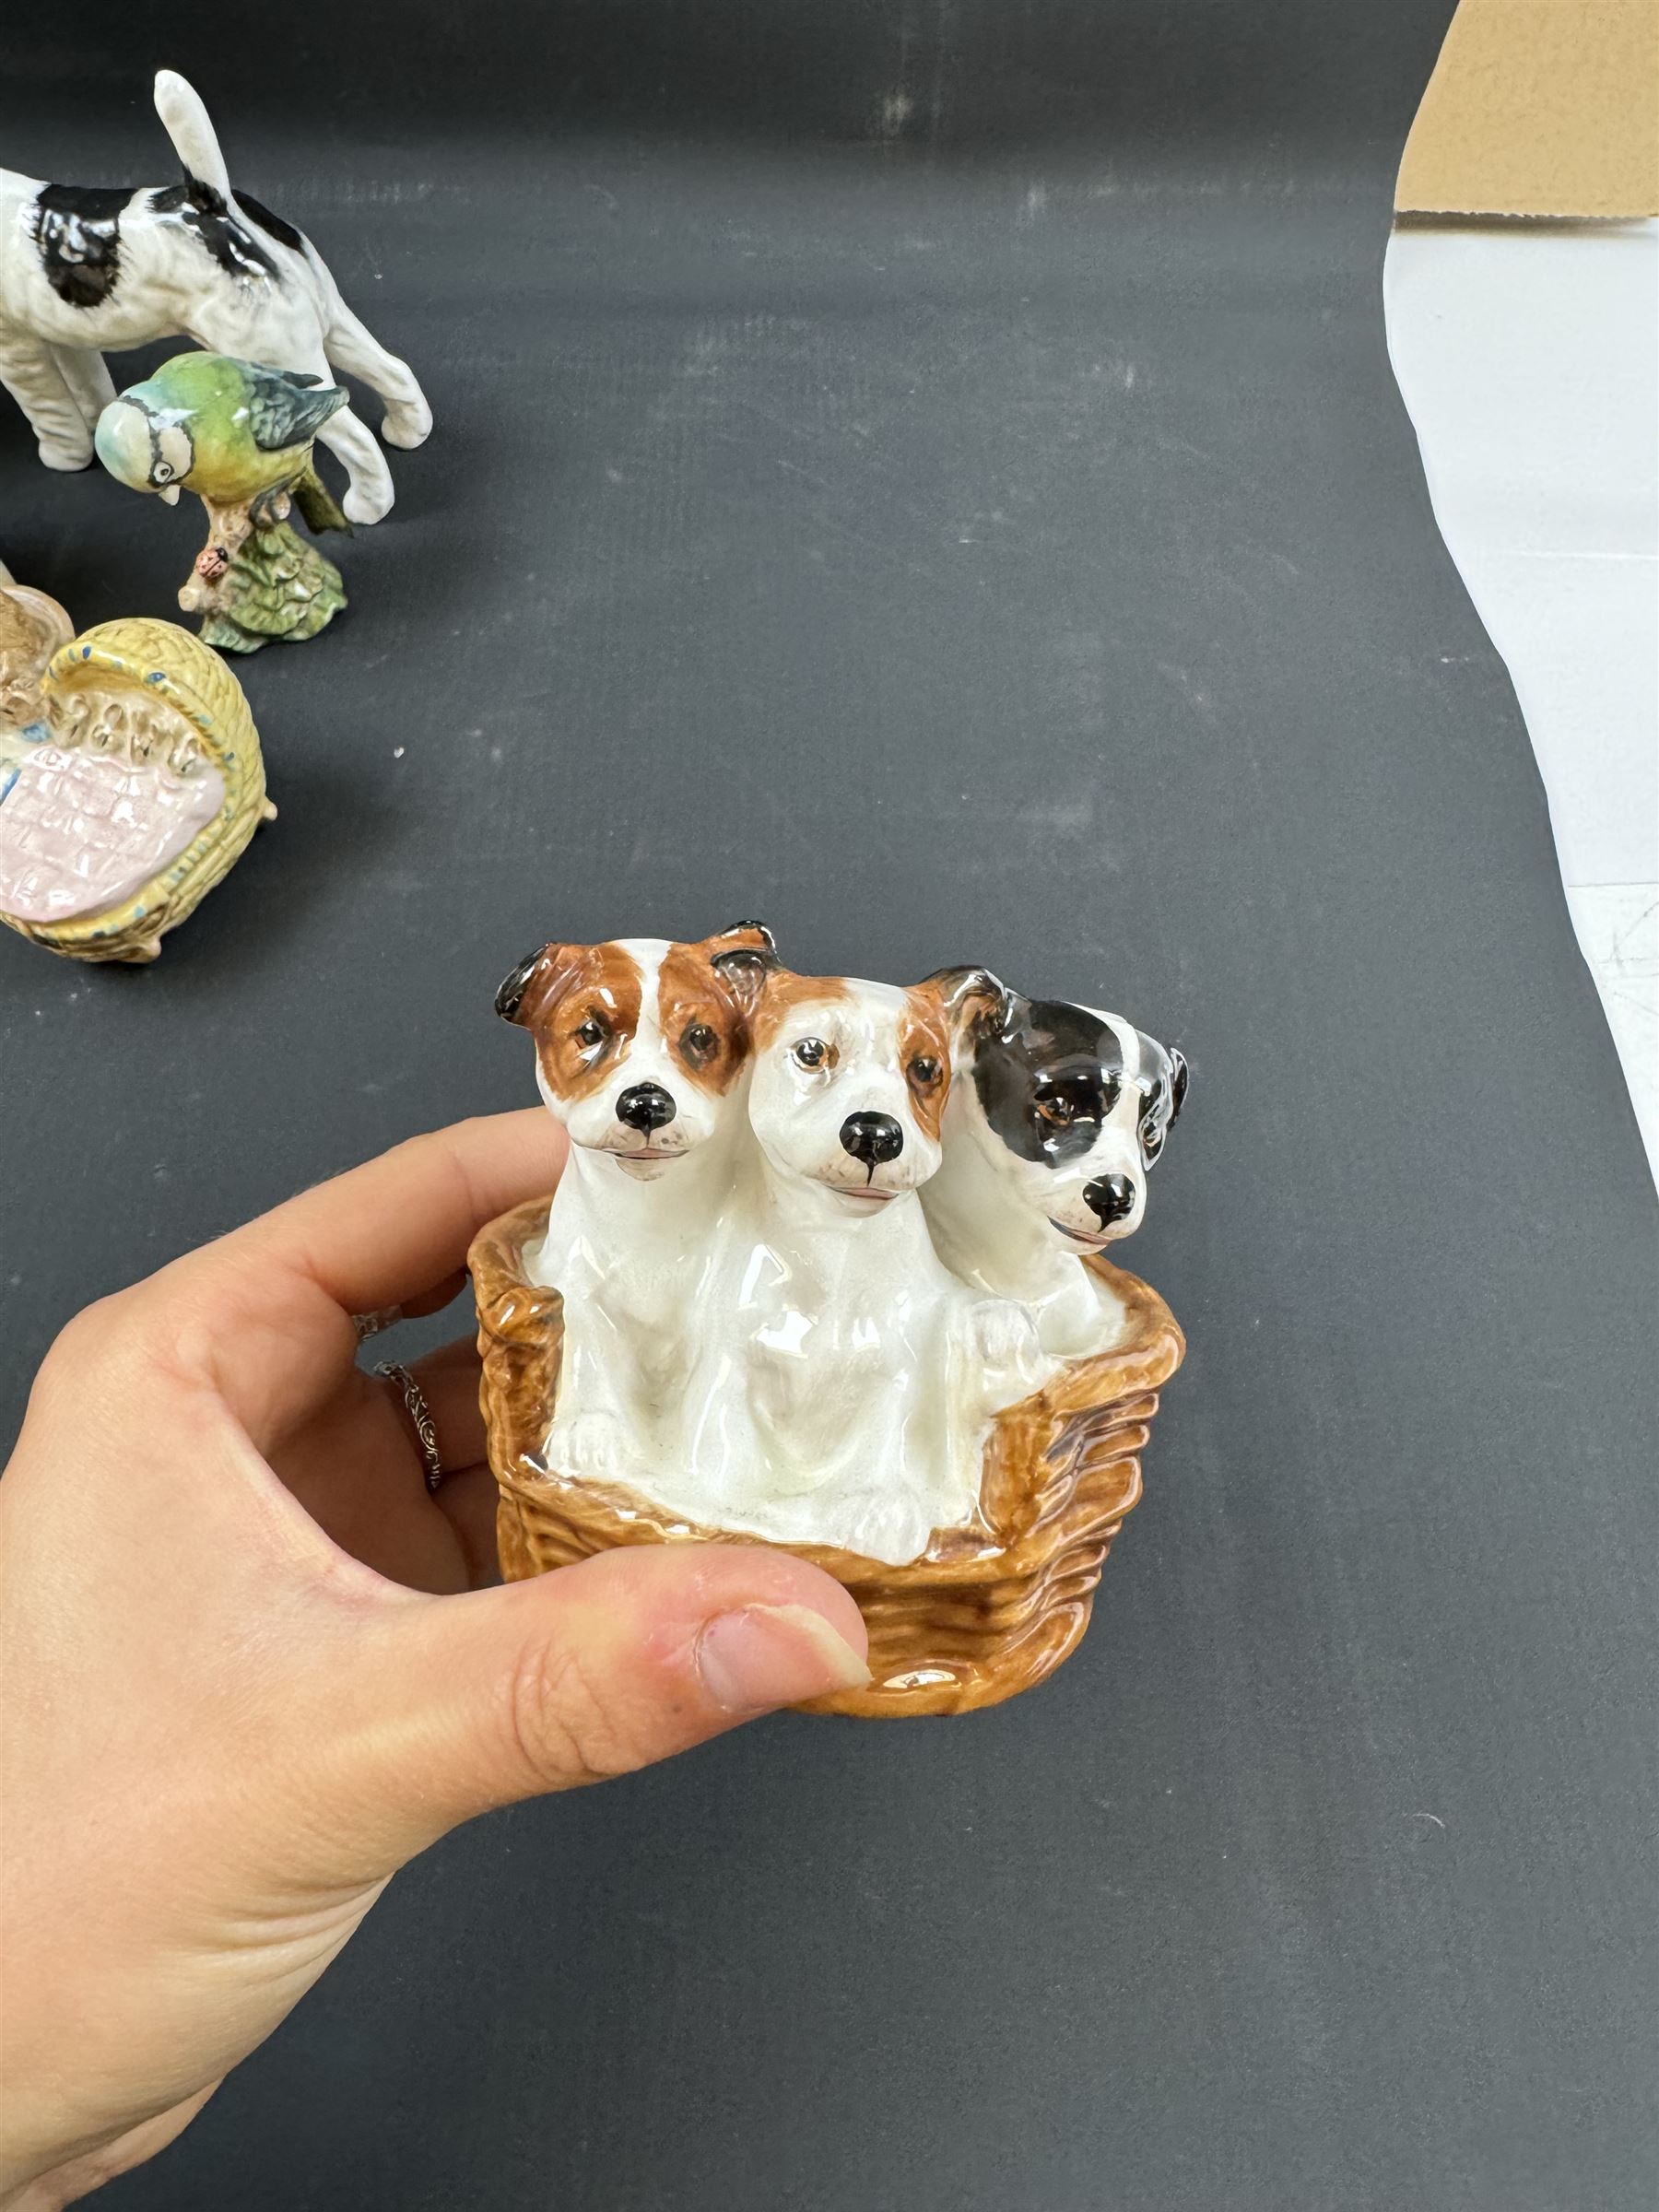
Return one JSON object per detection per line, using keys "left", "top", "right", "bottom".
{"left": 0, "top": 70, "right": 429, "bottom": 522}
{"left": 921, "top": 970, "right": 1188, "bottom": 1357}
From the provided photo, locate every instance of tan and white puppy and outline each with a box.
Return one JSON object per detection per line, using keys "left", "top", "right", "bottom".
{"left": 921, "top": 971, "right": 1189, "bottom": 1359}
{"left": 710, "top": 970, "right": 1045, "bottom": 1564}
{"left": 745, "top": 970, "right": 953, "bottom": 1212}
{"left": 496, "top": 923, "right": 773, "bottom": 1479}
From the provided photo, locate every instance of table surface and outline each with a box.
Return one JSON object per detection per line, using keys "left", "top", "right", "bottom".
{"left": 3, "top": 6, "right": 1656, "bottom": 2208}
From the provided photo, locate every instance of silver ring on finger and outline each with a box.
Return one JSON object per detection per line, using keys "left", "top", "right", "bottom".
{"left": 376, "top": 1360, "right": 446, "bottom": 1495}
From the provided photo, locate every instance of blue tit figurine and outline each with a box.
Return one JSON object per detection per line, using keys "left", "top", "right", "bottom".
{"left": 96, "top": 352, "right": 349, "bottom": 531}
{"left": 96, "top": 353, "right": 351, "bottom": 652}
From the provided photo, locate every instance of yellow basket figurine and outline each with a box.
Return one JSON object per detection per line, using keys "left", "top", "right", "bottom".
{"left": 0, "top": 611, "right": 274, "bottom": 964}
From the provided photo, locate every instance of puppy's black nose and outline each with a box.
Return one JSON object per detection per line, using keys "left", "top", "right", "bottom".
{"left": 840, "top": 1112, "right": 904, "bottom": 1170}
{"left": 1084, "top": 1173, "right": 1136, "bottom": 1226}
{"left": 616, "top": 1082, "right": 677, "bottom": 1134}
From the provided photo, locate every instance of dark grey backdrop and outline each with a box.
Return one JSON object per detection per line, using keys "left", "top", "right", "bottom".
{"left": 4, "top": 5, "right": 1656, "bottom": 2206}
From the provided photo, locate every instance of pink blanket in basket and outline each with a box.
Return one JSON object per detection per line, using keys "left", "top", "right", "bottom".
{"left": 0, "top": 744, "right": 226, "bottom": 924}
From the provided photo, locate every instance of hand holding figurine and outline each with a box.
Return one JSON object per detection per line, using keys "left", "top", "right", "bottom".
{"left": 479, "top": 926, "right": 1190, "bottom": 1716}
{"left": 0, "top": 1113, "right": 868, "bottom": 2209}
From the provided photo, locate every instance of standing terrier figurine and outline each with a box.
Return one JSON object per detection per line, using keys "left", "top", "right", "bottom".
{"left": 0, "top": 68, "right": 429, "bottom": 523}
{"left": 97, "top": 351, "right": 348, "bottom": 652}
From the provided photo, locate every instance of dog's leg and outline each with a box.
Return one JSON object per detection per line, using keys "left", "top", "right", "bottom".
{"left": 0, "top": 330, "right": 95, "bottom": 468}
{"left": 321, "top": 298, "right": 432, "bottom": 450}
{"left": 189, "top": 306, "right": 398, "bottom": 524}
{"left": 312, "top": 400, "right": 397, "bottom": 524}
{"left": 184, "top": 284, "right": 401, "bottom": 525}
{"left": 281, "top": 335, "right": 397, "bottom": 523}
{"left": 50, "top": 345, "right": 118, "bottom": 436}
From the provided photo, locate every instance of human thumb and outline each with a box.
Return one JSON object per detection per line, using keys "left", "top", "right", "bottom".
{"left": 300, "top": 1543, "right": 872, "bottom": 1874}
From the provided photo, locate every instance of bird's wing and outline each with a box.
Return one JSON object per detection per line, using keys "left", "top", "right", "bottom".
{"left": 242, "top": 363, "right": 350, "bottom": 452}
{"left": 292, "top": 463, "right": 350, "bottom": 535}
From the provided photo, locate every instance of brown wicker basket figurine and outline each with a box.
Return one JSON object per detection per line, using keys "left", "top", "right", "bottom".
{"left": 472, "top": 1196, "right": 1184, "bottom": 1719}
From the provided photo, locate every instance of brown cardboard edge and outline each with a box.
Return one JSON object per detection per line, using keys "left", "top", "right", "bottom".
{"left": 1395, "top": 0, "right": 1659, "bottom": 222}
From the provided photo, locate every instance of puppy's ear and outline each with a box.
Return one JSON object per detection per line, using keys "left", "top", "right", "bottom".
{"left": 1168, "top": 1045, "right": 1190, "bottom": 1124}
{"left": 922, "top": 965, "right": 1007, "bottom": 1039}
{"left": 713, "top": 917, "right": 777, "bottom": 953}
{"left": 710, "top": 938, "right": 781, "bottom": 1013}
{"left": 494, "top": 942, "right": 574, "bottom": 1030}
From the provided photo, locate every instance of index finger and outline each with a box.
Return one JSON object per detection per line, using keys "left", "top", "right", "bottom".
{"left": 230, "top": 1110, "right": 566, "bottom": 1315}
{"left": 131, "top": 1112, "right": 564, "bottom": 1441}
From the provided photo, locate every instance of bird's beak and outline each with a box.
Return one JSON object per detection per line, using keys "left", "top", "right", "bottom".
{"left": 158, "top": 484, "right": 181, "bottom": 505}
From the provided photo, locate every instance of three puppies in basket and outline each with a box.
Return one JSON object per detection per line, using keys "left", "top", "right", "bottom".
{"left": 495, "top": 924, "right": 1187, "bottom": 1567}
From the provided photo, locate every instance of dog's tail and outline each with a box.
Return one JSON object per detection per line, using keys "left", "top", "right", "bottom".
{"left": 153, "top": 69, "right": 234, "bottom": 204}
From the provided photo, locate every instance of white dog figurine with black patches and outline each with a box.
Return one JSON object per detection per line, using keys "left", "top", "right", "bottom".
{"left": 496, "top": 924, "right": 775, "bottom": 1485}
{"left": 921, "top": 970, "right": 1189, "bottom": 1359}
{"left": 0, "top": 70, "right": 429, "bottom": 523}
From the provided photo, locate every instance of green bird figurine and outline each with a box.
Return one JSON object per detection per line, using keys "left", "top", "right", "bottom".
{"left": 96, "top": 353, "right": 352, "bottom": 653}
{"left": 96, "top": 353, "right": 349, "bottom": 528}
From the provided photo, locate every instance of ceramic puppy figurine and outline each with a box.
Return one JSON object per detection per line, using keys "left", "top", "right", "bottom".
{"left": 475, "top": 943, "right": 1192, "bottom": 1713}
{"left": 495, "top": 924, "right": 776, "bottom": 1483}
{"left": 718, "top": 967, "right": 1046, "bottom": 1564}
{"left": 921, "top": 971, "right": 1189, "bottom": 1359}
{"left": 0, "top": 69, "right": 428, "bottom": 523}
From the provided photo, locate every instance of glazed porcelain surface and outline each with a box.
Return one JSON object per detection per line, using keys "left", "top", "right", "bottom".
{"left": 496, "top": 928, "right": 1189, "bottom": 1568}
{"left": 98, "top": 352, "right": 349, "bottom": 653}
{"left": 0, "top": 609, "right": 272, "bottom": 962}
{"left": 0, "top": 581, "right": 74, "bottom": 761}
{"left": 921, "top": 977, "right": 1188, "bottom": 1360}
{"left": 0, "top": 729, "right": 225, "bottom": 923}
{"left": 475, "top": 1200, "right": 1182, "bottom": 1717}
{"left": 0, "top": 70, "right": 428, "bottom": 524}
